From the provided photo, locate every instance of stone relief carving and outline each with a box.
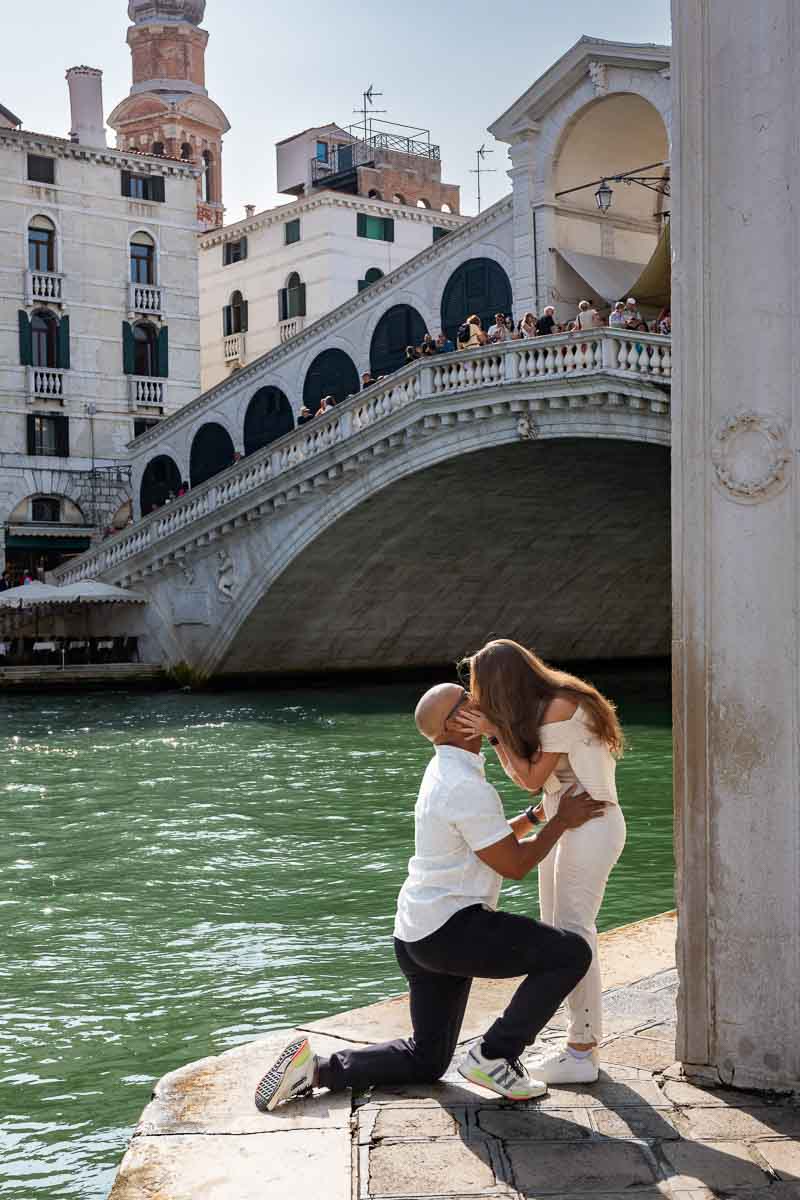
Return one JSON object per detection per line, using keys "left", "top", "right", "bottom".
{"left": 588, "top": 62, "right": 609, "bottom": 96}
{"left": 517, "top": 416, "right": 540, "bottom": 441}
{"left": 711, "top": 412, "right": 792, "bottom": 503}
{"left": 179, "top": 559, "right": 195, "bottom": 586}
{"left": 217, "top": 548, "right": 237, "bottom": 601}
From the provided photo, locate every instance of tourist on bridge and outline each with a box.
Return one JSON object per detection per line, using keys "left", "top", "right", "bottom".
{"left": 435, "top": 332, "right": 454, "bottom": 354}
{"left": 518, "top": 312, "right": 538, "bottom": 340}
{"left": 454, "top": 639, "right": 627, "bottom": 1084}
{"left": 255, "top": 682, "right": 605, "bottom": 1112}
{"left": 297, "top": 405, "right": 313, "bottom": 425}
{"left": 536, "top": 305, "right": 558, "bottom": 336}
{"left": 573, "top": 299, "right": 600, "bottom": 332}
{"left": 457, "top": 314, "right": 487, "bottom": 349}
{"left": 609, "top": 300, "right": 627, "bottom": 327}
{"left": 623, "top": 297, "right": 647, "bottom": 331}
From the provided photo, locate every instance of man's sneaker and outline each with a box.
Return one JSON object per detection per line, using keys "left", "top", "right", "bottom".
{"left": 529, "top": 1046, "right": 599, "bottom": 1085}
{"left": 254, "top": 1037, "right": 316, "bottom": 1112}
{"left": 458, "top": 1042, "right": 547, "bottom": 1100}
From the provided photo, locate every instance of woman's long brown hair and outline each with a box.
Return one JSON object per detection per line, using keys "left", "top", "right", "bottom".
{"left": 462, "top": 639, "right": 624, "bottom": 761}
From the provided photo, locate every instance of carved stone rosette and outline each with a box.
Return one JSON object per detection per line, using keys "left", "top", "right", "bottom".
{"left": 711, "top": 411, "right": 792, "bottom": 503}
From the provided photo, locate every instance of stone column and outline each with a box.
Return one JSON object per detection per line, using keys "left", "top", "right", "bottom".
{"left": 506, "top": 127, "right": 539, "bottom": 316}
{"left": 672, "top": 0, "right": 800, "bottom": 1090}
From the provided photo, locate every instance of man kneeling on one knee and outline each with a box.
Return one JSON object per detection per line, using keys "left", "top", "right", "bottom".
{"left": 255, "top": 682, "right": 605, "bottom": 1111}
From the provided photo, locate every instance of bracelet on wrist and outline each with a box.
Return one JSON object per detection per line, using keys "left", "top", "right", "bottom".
{"left": 525, "top": 803, "right": 542, "bottom": 826}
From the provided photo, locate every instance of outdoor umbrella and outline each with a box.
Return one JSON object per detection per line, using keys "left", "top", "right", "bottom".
{"left": 0, "top": 582, "right": 70, "bottom": 606}
{"left": 56, "top": 581, "right": 148, "bottom": 604}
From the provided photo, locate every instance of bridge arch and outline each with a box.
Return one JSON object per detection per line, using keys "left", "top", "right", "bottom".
{"left": 369, "top": 304, "right": 428, "bottom": 376}
{"left": 190, "top": 422, "right": 236, "bottom": 487}
{"left": 440, "top": 258, "right": 513, "bottom": 343}
{"left": 302, "top": 348, "right": 360, "bottom": 412}
{"left": 141, "top": 454, "right": 182, "bottom": 514}
{"left": 244, "top": 387, "right": 294, "bottom": 455}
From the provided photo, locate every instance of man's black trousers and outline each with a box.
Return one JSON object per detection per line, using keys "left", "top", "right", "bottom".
{"left": 317, "top": 904, "right": 591, "bottom": 1093}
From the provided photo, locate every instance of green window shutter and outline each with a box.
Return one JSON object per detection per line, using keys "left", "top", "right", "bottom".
{"left": 240, "top": 236, "right": 248, "bottom": 259}
{"left": 298, "top": 283, "right": 306, "bottom": 317}
{"left": 241, "top": 300, "right": 249, "bottom": 332}
{"left": 26, "top": 414, "right": 36, "bottom": 454}
{"left": 222, "top": 244, "right": 229, "bottom": 266}
{"left": 18, "top": 310, "right": 32, "bottom": 366}
{"left": 384, "top": 218, "right": 394, "bottom": 243}
{"left": 54, "top": 414, "right": 70, "bottom": 458}
{"left": 122, "top": 321, "right": 135, "bottom": 375}
{"left": 157, "top": 325, "right": 169, "bottom": 378}
{"left": 223, "top": 305, "right": 232, "bottom": 336}
{"left": 150, "top": 176, "right": 165, "bottom": 203}
{"left": 57, "top": 314, "right": 70, "bottom": 370}
{"left": 278, "top": 288, "right": 287, "bottom": 322}
{"left": 357, "top": 212, "right": 367, "bottom": 239}
{"left": 121, "top": 170, "right": 131, "bottom": 197}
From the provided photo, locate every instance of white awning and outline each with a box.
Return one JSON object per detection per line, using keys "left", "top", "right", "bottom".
{"left": 556, "top": 249, "right": 646, "bottom": 305}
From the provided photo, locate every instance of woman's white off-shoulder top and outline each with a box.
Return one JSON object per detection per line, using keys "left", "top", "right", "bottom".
{"left": 538, "top": 705, "right": 619, "bottom": 806}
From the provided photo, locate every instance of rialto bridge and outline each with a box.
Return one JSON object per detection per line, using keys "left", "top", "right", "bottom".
{"left": 54, "top": 329, "right": 671, "bottom": 677}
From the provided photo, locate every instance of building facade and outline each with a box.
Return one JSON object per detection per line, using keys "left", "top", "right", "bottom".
{"left": 0, "top": 70, "right": 201, "bottom": 579}
{"left": 108, "top": 0, "right": 230, "bottom": 229}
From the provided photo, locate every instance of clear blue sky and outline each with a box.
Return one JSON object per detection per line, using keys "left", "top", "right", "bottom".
{"left": 1, "top": 0, "right": 671, "bottom": 220}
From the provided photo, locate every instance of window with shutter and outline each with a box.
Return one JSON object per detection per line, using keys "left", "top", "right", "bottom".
{"left": 121, "top": 170, "right": 132, "bottom": 197}
{"left": 285, "top": 219, "right": 301, "bottom": 245}
{"left": 432, "top": 226, "right": 450, "bottom": 243}
{"left": 241, "top": 300, "right": 249, "bottom": 332}
{"left": 149, "top": 176, "right": 165, "bottom": 203}
{"left": 223, "top": 305, "right": 232, "bottom": 336}
{"left": 278, "top": 289, "right": 287, "bottom": 322}
{"left": 26, "top": 413, "right": 36, "bottom": 455}
{"left": 157, "top": 325, "right": 169, "bottom": 378}
{"left": 18, "top": 310, "right": 32, "bottom": 367}
{"left": 54, "top": 414, "right": 69, "bottom": 458}
{"left": 357, "top": 214, "right": 394, "bottom": 242}
{"left": 27, "top": 155, "right": 55, "bottom": 185}
{"left": 57, "top": 315, "right": 70, "bottom": 371}
{"left": 122, "top": 321, "right": 135, "bottom": 375}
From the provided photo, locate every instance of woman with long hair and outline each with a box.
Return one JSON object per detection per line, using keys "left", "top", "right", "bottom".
{"left": 455, "top": 638, "right": 627, "bottom": 1084}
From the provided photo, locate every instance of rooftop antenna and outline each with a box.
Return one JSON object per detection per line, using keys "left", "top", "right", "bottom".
{"left": 470, "top": 144, "right": 496, "bottom": 213}
{"left": 353, "top": 84, "right": 386, "bottom": 143}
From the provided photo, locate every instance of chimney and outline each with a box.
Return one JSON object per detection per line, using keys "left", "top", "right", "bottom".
{"left": 245, "top": 204, "right": 256, "bottom": 218}
{"left": 66, "top": 67, "right": 107, "bottom": 148}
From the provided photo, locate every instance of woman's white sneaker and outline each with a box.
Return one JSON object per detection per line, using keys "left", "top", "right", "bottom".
{"left": 254, "top": 1037, "right": 316, "bottom": 1112}
{"left": 458, "top": 1043, "right": 547, "bottom": 1100}
{"left": 529, "top": 1046, "right": 599, "bottom": 1085}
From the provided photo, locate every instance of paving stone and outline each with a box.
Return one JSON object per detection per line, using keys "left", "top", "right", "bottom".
{"left": 659, "top": 1140, "right": 769, "bottom": 1190}
{"left": 108, "top": 1130, "right": 350, "bottom": 1200}
{"left": 673, "top": 1106, "right": 800, "bottom": 1142}
{"left": 662, "top": 1081, "right": 769, "bottom": 1108}
{"left": 753, "top": 1140, "right": 800, "bottom": 1180}
{"left": 476, "top": 1107, "right": 592, "bottom": 1140}
{"left": 539, "top": 1078, "right": 672, "bottom": 1109}
{"left": 645, "top": 1021, "right": 679, "bottom": 1041}
{"left": 591, "top": 1106, "right": 679, "bottom": 1140}
{"left": 600, "top": 1063, "right": 659, "bottom": 1081}
{"left": 368, "top": 1139, "right": 498, "bottom": 1196}
{"left": 372, "top": 1107, "right": 462, "bottom": 1140}
{"left": 549, "top": 986, "right": 676, "bottom": 1038}
{"left": 505, "top": 1140, "right": 657, "bottom": 1193}
{"left": 731, "top": 1184, "right": 800, "bottom": 1199}
{"left": 634, "top": 969, "right": 679, "bottom": 994}
{"left": 601, "top": 1035, "right": 677, "bottom": 1073}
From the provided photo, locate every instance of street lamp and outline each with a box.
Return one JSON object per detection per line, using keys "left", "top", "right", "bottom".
{"left": 595, "top": 180, "right": 613, "bottom": 212}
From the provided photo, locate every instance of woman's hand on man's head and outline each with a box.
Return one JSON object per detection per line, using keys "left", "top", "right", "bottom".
{"left": 452, "top": 705, "right": 499, "bottom": 740}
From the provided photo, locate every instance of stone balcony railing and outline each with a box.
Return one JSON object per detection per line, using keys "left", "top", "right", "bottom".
{"left": 128, "top": 281, "right": 164, "bottom": 318}
{"left": 54, "top": 330, "right": 670, "bottom": 588}
{"left": 128, "top": 377, "right": 165, "bottom": 410}
{"left": 26, "top": 365, "right": 67, "bottom": 403}
{"left": 224, "top": 332, "right": 246, "bottom": 365}
{"left": 25, "top": 269, "right": 65, "bottom": 306}
{"left": 279, "top": 316, "right": 304, "bottom": 343}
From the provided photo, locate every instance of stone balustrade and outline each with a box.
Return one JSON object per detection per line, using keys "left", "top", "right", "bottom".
{"left": 128, "top": 377, "right": 165, "bottom": 410}
{"left": 223, "top": 332, "right": 246, "bottom": 365}
{"left": 25, "top": 269, "right": 65, "bottom": 306}
{"left": 54, "top": 329, "right": 670, "bottom": 587}
{"left": 128, "top": 281, "right": 164, "bottom": 317}
{"left": 26, "top": 365, "right": 67, "bottom": 402}
{"left": 279, "top": 316, "right": 304, "bottom": 343}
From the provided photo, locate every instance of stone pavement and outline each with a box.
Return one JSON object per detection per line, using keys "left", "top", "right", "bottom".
{"left": 108, "top": 913, "right": 800, "bottom": 1199}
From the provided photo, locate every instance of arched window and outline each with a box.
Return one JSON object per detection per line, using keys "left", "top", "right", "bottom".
{"left": 31, "top": 309, "right": 58, "bottom": 368}
{"left": 303, "top": 348, "right": 360, "bottom": 413}
{"left": 190, "top": 422, "right": 236, "bottom": 487}
{"left": 151, "top": 141, "right": 165, "bottom": 156}
{"left": 181, "top": 142, "right": 193, "bottom": 160}
{"left": 391, "top": 193, "right": 406, "bottom": 205}
{"left": 130, "top": 231, "right": 156, "bottom": 285}
{"left": 28, "top": 215, "right": 56, "bottom": 273}
{"left": 140, "top": 454, "right": 181, "bottom": 514}
{"left": 358, "top": 266, "right": 384, "bottom": 293}
{"left": 440, "top": 258, "right": 513, "bottom": 344}
{"left": 370, "top": 304, "right": 427, "bottom": 376}
{"left": 368, "top": 189, "right": 383, "bottom": 200}
{"left": 223, "top": 290, "right": 247, "bottom": 336}
{"left": 416, "top": 198, "right": 431, "bottom": 209}
{"left": 441, "top": 203, "right": 453, "bottom": 214}
{"left": 31, "top": 495, "right": 61, "bottom": 523}
{"left": 202, "top": 151, "right": 214, "bottom": 204}
{"left": 279, "top": 272, "right": 306, "bottom": 321}
{"left": 244, "top": 387, "right": 294, "bottom": 455}
{"left": 133, "top": 321, "right": 158, "bottom": 377}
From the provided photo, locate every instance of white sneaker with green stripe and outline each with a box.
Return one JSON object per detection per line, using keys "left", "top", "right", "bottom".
{"left": 458, "top": 1042, "right": 547, "bottom": 1100}
{"left": 254, "top": 1037, "right": 316, "bottom": 1112}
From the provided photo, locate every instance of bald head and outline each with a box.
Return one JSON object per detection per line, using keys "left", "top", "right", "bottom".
{"left": 415, "top": 683, "right": 466, "bottom": 743}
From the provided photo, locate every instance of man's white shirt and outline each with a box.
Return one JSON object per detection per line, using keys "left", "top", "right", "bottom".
{"left": 394, "top": 745, "right": 511, "bottom": 943}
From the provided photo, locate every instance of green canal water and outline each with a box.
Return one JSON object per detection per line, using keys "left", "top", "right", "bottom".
{"left": 0, "top": 671, "right": 673, "bottom": 1199}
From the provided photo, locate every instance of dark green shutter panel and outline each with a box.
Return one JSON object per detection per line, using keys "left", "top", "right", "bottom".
{"left": 223, "top": 306, "right": 231, "bottom": 336}
{"left": 54, "top": 414, "right": 69, "bottom": 458}
{"left": 298, "top": 283, "right": 306, "bottom": 317}
{"left": 357, "top": 213, "right": 367, "bottom": 238}
{"left": 150, "top": 176, "right": 165, "bottom": 203}
{"left": 384, "top": 218, "right": 394, "bottom": 243}
{"left": 18, "top": 310, "right": 32, "bottom": 366}
{"left": 121, "top": 170, "right": 131, "bottom": 197}
{"left": 157, "top": 325, "right": 169, "bottom": 378}
{"left": 278, "top": 289, "right": 287, "bottom": 322}
{"left": 222, "top": 244, "right": 229, "bottom": 266}
{"left": 26, "top": 414, "right": 36, "bottom": 454}
{"left": 240, "top": 237, "right": 248, "bottom": 260}
{"left": 57, "top": 314, "right": 70, "bottom": 370}
{"left": 241, "top": 300, "right": 248, "bottom": 332}
{"left": 122, "top": 321, "right": 135, "bottom": 375}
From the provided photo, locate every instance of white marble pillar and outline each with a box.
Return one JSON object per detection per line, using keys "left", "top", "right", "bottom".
{"left": 672, "top": 0, "right": 800, "bottom": 1090}
{"left": 506, "top": 128, "right": 539, "bottom": 316}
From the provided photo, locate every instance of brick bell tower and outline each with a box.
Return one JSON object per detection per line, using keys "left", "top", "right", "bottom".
{"left": 108, "top": 0, "right": 230, "bottom": 228}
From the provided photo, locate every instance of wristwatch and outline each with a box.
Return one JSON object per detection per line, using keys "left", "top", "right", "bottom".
{"left": 525, "top": 804, "right": 542, "bottom": 826}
